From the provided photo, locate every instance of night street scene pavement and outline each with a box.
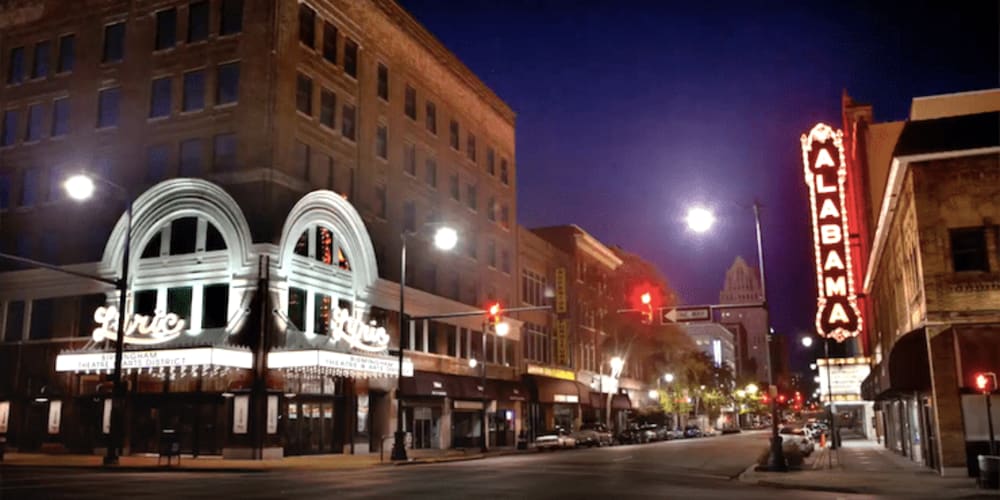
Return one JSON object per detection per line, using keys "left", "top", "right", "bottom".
{"left": 0, "top": 0, "right": 998, "bottom": 499}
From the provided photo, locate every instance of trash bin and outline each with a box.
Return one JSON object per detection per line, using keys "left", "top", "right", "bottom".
{"left": 978, "top": 455, "right": 1000, "bottom": 489}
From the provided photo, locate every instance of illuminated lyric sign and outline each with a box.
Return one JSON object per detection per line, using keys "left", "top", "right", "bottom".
{"left": 801, "top": 123, "right": 862, "bottom": 342}
{"left": 328, "top": 305, "right": 390, "bottom": 353}
{"left": 92, "top": 305, "right": 186, "bottom": 345}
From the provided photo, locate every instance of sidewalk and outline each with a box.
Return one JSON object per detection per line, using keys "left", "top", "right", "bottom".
{"left": 0, "top": 447, "right": 530, "bottom": 472}
{"left": 740, "top": 439, "right": 999, "bottom": 498}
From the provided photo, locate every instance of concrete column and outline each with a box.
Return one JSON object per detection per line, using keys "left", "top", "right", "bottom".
{"left": 926, "top": 326, "right": 966, "bottom": 476}
{"left": 440, "top": 398, "right": 452, "bottom": 449}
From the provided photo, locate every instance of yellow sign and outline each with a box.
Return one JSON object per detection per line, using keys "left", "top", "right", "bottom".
{"left": 554, "top": 319, "right": 570, "bottom": 366}
{"left": 526, "top": 364, "right": 575, "bottom": 381}
{"left": 555, "top": 268, "right": 567, "bottom": 314}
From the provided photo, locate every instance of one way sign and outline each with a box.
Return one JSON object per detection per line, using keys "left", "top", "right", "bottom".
{"left": 659, "top": 306, "right": 712, "bottom": 324}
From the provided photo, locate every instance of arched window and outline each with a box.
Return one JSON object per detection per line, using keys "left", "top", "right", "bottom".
{"left": 140, "top": 216, "right": 229, "bottom": 259}
{"left": 291, "top": 225, "right": 352, "bottom": 272}
{"left": 286, "top": 224, "right": 355, "bottom": 336}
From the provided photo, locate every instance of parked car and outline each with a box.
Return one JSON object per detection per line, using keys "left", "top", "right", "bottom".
{"left": 667, "top": 428, "right": 685, "bottom": 440}
{"left": 617, "top": 424, "right": 652, "bottom": 444}
{"left": 535, "top": 427, "right": 576, "bottom": 450}
{"left": 683, "top": 425, "right": 703, "bottom": 438}
{"left": 778, "top": 427, "right": 814, "bottom": 456}
{"left": 573, "top": 423, "right": 613, "bottom": 447}
{"left": 640, "top": 423, "right": 661, "bottom": 442}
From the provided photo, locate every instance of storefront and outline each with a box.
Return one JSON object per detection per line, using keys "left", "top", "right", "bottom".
{"left": 523, "top": 364, "right": 587, "bottom": 438}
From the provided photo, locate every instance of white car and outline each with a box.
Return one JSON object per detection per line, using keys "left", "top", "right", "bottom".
{"left": 535, "top": 428, "right": 576, "bottom": 450}
{"left": 779, "top": 427, "right": 815, "bottom": 456}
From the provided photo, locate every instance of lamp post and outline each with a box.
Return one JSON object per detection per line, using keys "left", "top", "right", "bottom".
{"left": 686, "top": 201, "right": 786, "bottom": 471}
{"left": 663, "top": 373, "right": 676, "bottom": 430}
{"left": 64, "top": 173, "right": 132, "bottom": 466}
{"left": 391, "top": 225, "right": 458, "bottom": 462}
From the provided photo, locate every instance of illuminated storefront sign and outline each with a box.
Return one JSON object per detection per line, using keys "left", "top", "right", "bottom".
{"left": 526, "top": 364, "right": 576, "bottom": 382}
{"left": 328, "top": 305, "right": 390, "bottom": 353}
{"left": 817, "top": 357, "right": 870, "bottom": 401}
{"left": 801, "top": 123, "right": 863, "bottom": 342}
{"left": 268, "top": 350, "right": 410, "bottom": 378}
{"left": 55, "top": 347, "right": 252, "bottom": 372}
{"left": 91, "top": 305, "right": 186, "bottom": 345}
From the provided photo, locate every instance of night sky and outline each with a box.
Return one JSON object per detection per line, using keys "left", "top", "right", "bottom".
{"left": 399, "top": 0, "right": 999, "bottom": 368}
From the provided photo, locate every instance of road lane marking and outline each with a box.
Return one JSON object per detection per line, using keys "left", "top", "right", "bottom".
{"left": 612, "top": 455, "right": 633, "bottom": 462}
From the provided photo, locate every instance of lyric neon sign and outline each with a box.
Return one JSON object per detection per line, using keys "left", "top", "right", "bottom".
{"left": 801, "top": 123, "right": 862, "bottom": 342}
{"left": 92, "top": 305, "right": 186, "bottom": 345}
{"left": 328, "top": 305, "right": 390, "bottom": 353}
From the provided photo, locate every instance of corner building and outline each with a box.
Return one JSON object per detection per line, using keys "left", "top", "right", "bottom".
{"left": 0, "top": 0, "right": 519, "bottom": 458}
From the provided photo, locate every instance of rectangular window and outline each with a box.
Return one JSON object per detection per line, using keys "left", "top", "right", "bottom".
{"left": 486, "top": 148, "right": 495, "bottom": 175}
{"left": 424, "top": 157, "right": 437, "bottom": 188}
{"left": 319, "top": 88, "right": 335, "bottom": 128}
{"left": 216, "top": 61, "right": 239, "bottom": 105}
{"left": 322, "top": 22, "right": 338, "bottom": 64}
{"left": 155, "top": 8, "right": 177, "bottom": 50}
{"left": 31, "top": 41, "right": 50, "bottom": 79}
{"left": 425, "top": 101, "right": 436, "bottom": 134}
{"left": 501, "top": 249, "right": 511, "bottom": 274}
{"left": 449, "top": 174, "right": 459, "bottom": 201}
{"left": 501, "top": 204, "right": 510, "bottom": 229}
{"left": 20, "top": 168, "right": 39, "bottom": 207}
{"left": 487, "top": 239, "right": 496, "bottom": 268}
{"left": 403, "top": 201, "right": 416, "bottom": 233}
{"left": 29, "top": 298, "right": 54, "bottom": 340}
{"left": 314, "top": 294, "right": 333, "bottom": 335}
{"left": 375, "top": 124, "right": 387, "bottom": 159}
{"left": 466, "top": 184, "right": 477, "bottom": 211}
{"left": 950, "top": 227, "right": 989, "bottom": 272}
{"left": 202, "top": 284, "right": 229, "bottom": 328}
{"left": 500, "top": 158, "right": 509, "bottom": 185}
{"left": 404, "top": 143, "right": 416, "bottom": 176}
{"left": 182, "top": 69, "right": 205, "bottom": 111}
{"left": 103, "top": 22, "right": 125, "bottom": 63}
{"left": 449, "top": 120, "right": 459, "bottom": 149}
{"left": 487, "top": 196, "right": 496, "bottom": 221}
{"left": 341, "top": 104, "right": 356, "bottom": 140}
{"left": 465, "top": 231, "right": 477, "bottom": 259}
{"left": 179, "top": 138, "right": 203, "bottom": 176}
{"left": 2, "top": 109, "right": 19, "bottom": 146}
{"left": 167, "top": 287, "right": 193, "bottom": 326}
{"left": 6, "top": 47, "right": 24, "bottom": 84}
{"left": 374, "top": 186, "right": 386, "bottom": 219}
{"left": 294, "top": 141, "right": 309, "bottom": 179}
{"left": 170, "top": 217, "right": 198, "bottom": 255}
{"left": 377, "top": 63, "right": 389, "bottom": 101}
{"left": 219, "top": 0, "right": 243, "bottom": 36}
{"left": 213, "top": 133, "right": 237, "bottom": 170}
{"left": 97, "top": 87, "right": 120, "bottom": 128}
{"left": 146, "top": 144, "right": 170, "bottom": 182}
{"left": 149, "top": 76, "right": 172, "bottom": 118}
{"left": 343, "top": 39, "right": 358, "bottom": 78}
{"left": 47, "top": 167, "right": 64, "bottom": 202}
{"left": 404, "top": 85, "right": 416, "bottom": 120}
{"left": 298, "top": 3, "right": 315, "bottom": 48}
{"left": 466, "top": 134, "right": 476, "bottom": 162}
{"left": 134, "top": 290, "right": 157, "bottom": 316}
{"left": 0, "top": 174, "right": 10, "bottom": 209}
{"left": 288, "top": 287, "right": 306, "bottom": 331}
{"left": 2, "top": 301, "right": 22, "bottom": 340}
{"left": 188, "top": 1, "right": 209, "bottom": 42}
{"left": 57, "top": 35, "right": 74, "bottom": 73}
{"left": 296, "top": 73, "right": 312, "bottom": 115}
{"left": 25, "top": 103, "right": 43, "bottom": 142}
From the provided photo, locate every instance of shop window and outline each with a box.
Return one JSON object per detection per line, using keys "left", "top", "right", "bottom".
{"left": 4, "top": 301, "right": 25, "bottom": 341}
{"left": 206, "top": 223, "right": 226, "bottom": 251}
{"left": 314, "top": 293, "right": 332, "bottom": 335}
{"left": 950, "top": 227, "right": 988, "bottom": 272}
{"left": 169, "top": 217, "right": 198, "bottom": 255}
{"left": 167, "top": 286, "right": 192, "bottom": 325}
{"left": 134, "top": 290, "right": 157, "bottom": 315}
{"left": 202, "top": 284, "right": 229, "bottom": 328}
{"left": 141, "top": 232, "right": 162, "bottom": 259}
{"left": 288, "top": 287, "right": 306, "bottom": 331}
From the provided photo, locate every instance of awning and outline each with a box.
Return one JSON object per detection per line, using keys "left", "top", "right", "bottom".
{"left": 55, "top": 346, "right": 253, "bottom": 373}
{"left": 400, "top": 371, "right": 494, "bottom": 400}
{"left": 490, "top": 379, "right": 528, "bottom": 403}
{"left": 268, "top": 349, "right": 408, "bottom": 379}
{"left": 525, "top": 375, "right": 587, "bottom": 404}
{"left": 862, "top": 328, "right": 930, "bottom": 400}
{"left": 586, "top": 392, "right": 631, "bottom": 410}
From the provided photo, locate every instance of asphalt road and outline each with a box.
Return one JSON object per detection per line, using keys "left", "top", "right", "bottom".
{"left": 0, "top": 431, "right": 869, "bottom": 499}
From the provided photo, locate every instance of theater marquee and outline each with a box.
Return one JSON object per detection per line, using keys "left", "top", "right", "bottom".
{"left": 801, "top": 123, "right": 862, "bottom": 342}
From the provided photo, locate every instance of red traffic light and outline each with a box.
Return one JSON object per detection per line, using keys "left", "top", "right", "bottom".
{"left": 777, "top": 394, "right": 786, "bottom": 403}
{"left": 976, "top": 373, "right": 995, "bottom": 393}
{"left": 486, "top": 302, "right": 502, "bottom": 324}
{"left": 630, "top": 284, "right": 662, "bottom": 324}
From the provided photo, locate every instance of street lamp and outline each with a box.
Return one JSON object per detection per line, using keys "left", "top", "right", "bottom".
{"left": 800, "top": 336, "right": 813, "bottom": 348}
{"left": 685, "top": 201, "right": 786, "bottom": 471}
{"left": 609, "top": 356, "right": 624, "bottom": 376}
{"left": 65, "top": 173, "right": 132, "bottom": 467}
{"left": 664, "top": 373, "right": 675, "bottom": 383}
{"left": 391, "top": 225, "right": 458, "bottom": 462}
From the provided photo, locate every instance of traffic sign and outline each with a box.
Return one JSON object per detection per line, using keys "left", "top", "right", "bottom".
{"left": 659, "top": 306, "right": 711, "bottom": 324}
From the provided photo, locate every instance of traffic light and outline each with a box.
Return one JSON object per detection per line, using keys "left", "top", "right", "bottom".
{"left": 976, "top": 373, "right": 996, "bottom": 394}
{"left": 761, "top": 394, "right": 769, "bottom": 404}
{"left": 630, "top": 283, "right": 661, "bottom": 324}
{"left": 487, "top": 302, "right": 502, "bottom": 326}
{"left": 777, "top": 394, "right": 786, "bottom": 404}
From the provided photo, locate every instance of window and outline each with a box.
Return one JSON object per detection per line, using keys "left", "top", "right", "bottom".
{"left": 169, "top": 217, "right": 198, "bottom": 255}
{"left": 97, "top": 87, "right": 120, "bottom": 128}
{"left": 146, "top": 144, "right": 169, "bottom": 182}
{"left": 374, "top": 185, "right": 386, "bottom": 219}
{"left": 149, "top": 76, "right": 172, "bottom": 118}
{"left": 50, "top": 98, "right": 68, "bottom": 137}
{"left": 6, "top": 46, "right": 24, "bottom": 84}
{"left": 501, "top": 249, "right": 511, "bottom": 274}
{"left": 166, "top": 287, "right": 193, "bottom": 326}
{"left": 296, "top": 73, "right": 312, "bottom": 115}
{"left": 405, "top": 85, "right": 416, "bottom": 120}
{"left": 424, "top": 157, "right": 437, "bottom": 188}
{"left": 501, "top": 204, "right": 510, "bottom": 229}
{"left": 425, "top": 101, "right": 436, "bottom": 134}
{"left": 487, "top": 239, "right": 496, "bottom": 268}
{"left": 179, "top": 138, "right": 203, "bottom": 176}
{"left": 466, "top": 184, "right": 477, "bottom": 211}
{"left": 341, "top": 104, "right": 356, "bottom": 140}
{"left": 0, "top": 174, "right": 10, "bottom": 210}
{"left": 377, "top": 63, "right": 388, "bottom": 101}
{"left": 294, "top": 141, "right": 310, "bottom": 179}
{"left": 375, "top": 124, "right": 387, "bottom": 159}
{"left": 20, "top": 168, "right": 39, "bottom": 207}
{"left": 322, "top": 22, "right": 337, "bottom": 64}
{"left": 31, "top": 41, "right": 50, "bottom": 79}
{"left": 103, "top": 22, "right": 125, "bottom": 63}
{"left": 403, "top": 201, "right": 416, "bottom": 232}
{"left": 213, "top": 133, "right": 237, "bottom": 170}
{"left": 25, "top": 103, "right": 43, "bottom": 142}
{"left": 449, "top": 120, "right": 459, "bottom": 149}
{"left": 500, "top": 158, "right": 509, "bottom": 185}
{"left": 950, "top": 227, "right": 989, "bottom": 272}
{"left": 29, "top": 298, "right": 54, "bottom": 340}
{"left": 188, "top": 1, "right": 209, "bottom": 42}
{"left": 404, "top": 143, "right": 416, "bottom": 176}
{"left": 182, "top": 69, "right": 205, "bottom": 111}
{"left": 522, "top": 269, "right": 547, "bottom": 306}
{"left": 320, "top": 88, "right": 335, "bottom": 128}
{"left": 486, "top": 148, "right": 495, "bottom": 175}
{"left": 57, "top": 35, "right": 74, "bottom": 73}
{"left": 202, "top": 284, "right": 229, "bottom": 328}
{"left": 219, "top": 0, "right": 243, "bottom": 36}
{"left": 487, "top": 196, "right": 496, "bottom": 221}
{"left": 448, "top": 173, "right": 459, "bottom": 201}
{"left": 314, "top": 294, "right": 332, "bottom": 335}
{"left": 216, "top": 62, "right": 239, "bottom": 104}
{"left": 134, "top": 290, "right": 157, "bottom": 316}
{"left": 344, "top": 38, "right": 358, "bottom": 78}
{"left": 3, "top": 300, "right": 24, "bottom": 340}
{"left": 466, "top": 134, "right": 476, "bottom": 162}
{"left": 155, "top": 8, "right": 177, "bottom": 50}
{"left": 2, "top": 110, "right": 19, "bottom": 146}
{"left": 288, "top": 287, "right": 306, "bottom": 331}
{"left": 464, "top": 231, "right": 477, "bottom": 259}
{"left": 298, "top": 3, "right": 315, "bottom": 48}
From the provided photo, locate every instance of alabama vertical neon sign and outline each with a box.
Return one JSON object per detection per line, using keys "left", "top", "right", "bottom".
{"left": 802, "top": 123, "right": 862, "bottom": 342}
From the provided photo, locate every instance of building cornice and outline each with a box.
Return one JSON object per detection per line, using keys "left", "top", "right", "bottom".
{"left": 573, "top": 230, "right": 623, "bottom": 270}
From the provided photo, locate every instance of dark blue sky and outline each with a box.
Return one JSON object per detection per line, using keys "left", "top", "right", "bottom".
{"left": 400, "top": 0, "right": 998, "bottom": 361}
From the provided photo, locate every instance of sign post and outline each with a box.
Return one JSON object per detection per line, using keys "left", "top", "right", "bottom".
{"left": 659, "top": 306, "right": 712, "bottom": 324}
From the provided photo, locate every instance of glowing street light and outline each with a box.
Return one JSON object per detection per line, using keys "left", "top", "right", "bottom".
{"left": 433, "top": 226, "right": 458, "bottom": 251}
{"left": 468, "top": 358, "right": 478, "bottom": 368}
{"left": 648, "top": 389, "right": 659, "bottom": 400}
{"left": 664, "top": 373, "right": 675, "bottom": 383}
{"left": 801, "top": 336, "right": 814, "bottom": 348}
{"left": 64, "top": 174, "right": 96, "bottom": 200}
{"left": 685, "top": 207, "right": 716, "bottom": 233}
{"left": 610, "top": 356, "right": 624, "bottom": 374}
{"left": 746, "top": 383, "right": 759, "bottom": 395}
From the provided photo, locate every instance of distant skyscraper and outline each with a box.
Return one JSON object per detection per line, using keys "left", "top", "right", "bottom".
{"left": 718, "top": 257, "right": 769, "bottom": 382}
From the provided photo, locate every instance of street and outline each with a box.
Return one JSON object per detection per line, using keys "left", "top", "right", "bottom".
{"left": 0, "top": 432, "right": 867, "bottom": 499}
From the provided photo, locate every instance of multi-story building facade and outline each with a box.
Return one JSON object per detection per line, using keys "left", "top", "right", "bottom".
{"left": 857, "top": 88, "right": 1000, "bottom": 476}
{"left": 0, "top": 0, "right": 520, "bottom": 458}
{"left": 718, "top": 256, "right": 769, "bottom": 382}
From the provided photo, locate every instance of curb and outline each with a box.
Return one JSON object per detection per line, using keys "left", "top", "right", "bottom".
{"left": 752, "top": 479, "right": 865, "bottom": 495}
{"left": 0, "top": 463, "right": 269, "bottom": 473}
{"left": 394, "top": 449, "right": 531, "bottom": 466}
